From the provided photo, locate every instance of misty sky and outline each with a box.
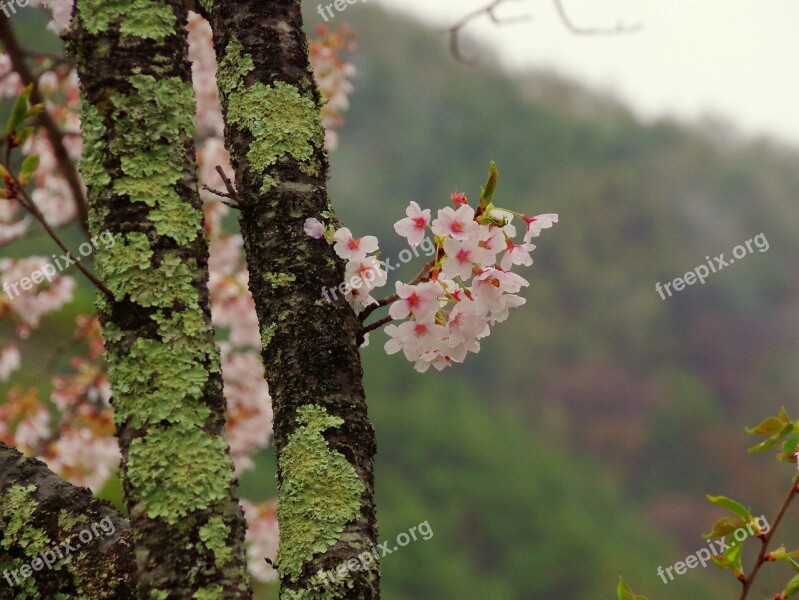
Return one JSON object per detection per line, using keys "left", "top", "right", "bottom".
{"left": 370, "top": 0, "right": 799, "bottom": 147}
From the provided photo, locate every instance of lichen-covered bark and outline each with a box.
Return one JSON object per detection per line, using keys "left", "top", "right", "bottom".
{"left": 205, "top": 2, "right": 380, "bottom": 597}
{"left": 67, "top": 1, "right": 252, "bottom": 597}
{"left": 0, "top": 442, "right": 135, "bottom": 598}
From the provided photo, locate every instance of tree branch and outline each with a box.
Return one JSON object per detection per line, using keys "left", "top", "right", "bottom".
{"left": 551, "top": 0, "right": 642, "bottom": 36}
{"left": 445, "top": 0, "right": 642, "bottom": 63}
{"left": 0, "top": 13, "right": 90, "bottom": 235}
{"left": 0, "top": 442, "right": 136, "bottom": 598}
{"left": 445, "top": 0, "right": 532, "bottom": 64}
{"left": 0, "top": 160, "right": 114, "bottom": 300}
{"left": 738, "top": 475, "right": 799, "bottom": 600}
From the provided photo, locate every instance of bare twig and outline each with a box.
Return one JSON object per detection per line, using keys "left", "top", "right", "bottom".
{"left": 358, "top": 258, "right": 436, "bottom": 322}
{"left": 215, "top": 165, "right": 239, "bottom": 199}
{"left": 552, "top": 0, "right": 642, "bottom": 35}
{"left": 201, "top": 185, "right": 240, "bottom": 209}
{"left": 444, "top": 0, "right": 532, "bottom": 64}
{"left": 444, "top": 0, "right": 641, "bottom": 63}
{"left": 201, "top": 166, "right": 241, "bottom": 208}
{"left": 0, "top": 14, "right": 89, "bottom": 235}
{"left": 738, "top": 475, "right": 799, "bottom": 600}
{"left": 1, "top": 161, "right": 113, "bottom": 299}
{"left": 360, "top": 314, "right": 394, "bottom": 337}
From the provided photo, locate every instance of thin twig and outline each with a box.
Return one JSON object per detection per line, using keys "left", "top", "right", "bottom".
{"left": 201, "top": 184, "right": 240, "bottom": 209}
{"left": 214, "top": 165, "right": 240, "bottom": 201}
{"left": 0, "top": 13, "right": 90, "bottom": 235}
{"left": 1, "top": 161, "right": 113, "bottom": 299}
{"left": 444, "top": 0, "right": 532, "bottom": 64}
{"left": 360, "top": 314, "right": 393, "bottom": 336}
{"left": 738, "top": 474, "right": 799, "bottom": 600}
{"left": 444, "top": 0, "right": 642, "bottom": 63}
{"left": 358, "top": 258, "right": 436, "bottom": 321}
{"left": 551, "top": 0, "right": 642, "bottom": 35}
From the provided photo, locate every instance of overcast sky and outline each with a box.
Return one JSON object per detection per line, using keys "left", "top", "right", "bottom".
{"left": 373, "top": 0, "right": 799, "bottom": 147}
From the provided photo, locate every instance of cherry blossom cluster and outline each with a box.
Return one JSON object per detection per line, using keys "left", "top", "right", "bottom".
{"left": 388, "top": 194, "right": 556, "bottom": 372}
{"left": 1, "top": 7, "right": 357, "bottom": 581}
{"left": 307, "top": 166, "right": 557, "bottom": 372}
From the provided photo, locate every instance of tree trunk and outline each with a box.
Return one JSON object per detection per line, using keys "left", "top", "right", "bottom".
{"left": 0, "top": 442, "right": 136, "bottom": 598}
{"left": 205, "top": 1, "right": 381, "bottom": 597}
{"left": 67, "top": 1, "right": 252, "bottom": 597}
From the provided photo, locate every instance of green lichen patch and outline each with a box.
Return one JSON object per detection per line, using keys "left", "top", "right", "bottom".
{"left": 0, "top": 556, "right": 41, "bottom": 598}
{"left": 0, "top": 484, "right": 49, "bottom": 556}
{"left": 276, "top": 405, "right": 365, "bottom": 581}
{"left": 149, "top": 197, "right": 201, "bottom": 245}
{"left": 217, "top": 38, "right": 324, "bottom": 192}
{"left": 227, "top": 81, "right": 323, "bottom": 191}
{"left": 216, "top": 37, "right": 254, "bottom": 102}
{"left": 57, "top": 510, "right": 90, "bottom": 534}
{"left": 264, "top": 272, "right": 296, "bottom": 290}
{"left": 99, "top": 246, "right": 199, "bottom": 308}
{"left": 150, "top": 591, "right": 169, "bottom": 600}
{"left": 153, "top": 310, "right": 215, "bottom": 342}
{"left": 107, "top": 338, "right": 211, "bottom": 428}
{"left": 109, "top": 74, "right": 201, "bottom": 244}
{"left": 193, "top": 585, "right": 223, "bottom": 600}
{"left": 78, "top": 0, "right": 175, "bottom": 41}
{"left": 78, "top": 99, "right": 110, "bottom": 190}
{"left": 261, "top": 323, "right": 277, "bottom": 347}
{"left": 127, "top": 426, "right": 233, "bottom": 524}
{"left": 199, "top": 517, "right": 233, "bottom": 568}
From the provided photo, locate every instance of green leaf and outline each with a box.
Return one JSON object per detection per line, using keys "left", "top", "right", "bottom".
{"left": 783, "top": 574, "right": 799, "bottom": 597}
{"left": 711, "top": 540, "right": 744, "bottom": 579}
{"left": 703, "top": 516, "right": 744, "bottom": 539}
{"left": 479, "top": 161, "right": 499, "bottom": 208}
{"left": 747, "top": 416, "right": 786, "bottom": 435}
{"left": 616, "top": 577, "right": 648, "bottom": 600}
{"left": 6, "top": 83, "right": 33, "bottom": 135}
{"left": 20, "top": 154, "right": 39, "bottom": 179}
{"left": 707, "top": 495, "right": 753, "bottom": 521}
{"left": 748, "top": 423, "right": 794, "bottom": 453}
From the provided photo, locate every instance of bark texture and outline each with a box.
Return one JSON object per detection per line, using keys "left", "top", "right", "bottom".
{"left": 205, "top": 1, "right": 380, "bottom": 597}
{"left": 67, "top": 1, "right": 252, "bottom": 597}
{"left": 0, "top": 442, "right": 135, "bottom": 598}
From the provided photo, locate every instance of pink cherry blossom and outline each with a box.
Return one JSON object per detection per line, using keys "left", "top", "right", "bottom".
{"left": 450, "top": 192, "right": 468, "bottom": 206}
{"left": 522, "top": 213, "right": 559, "bottom": 243}
{"left": 0, "top": 345, "right": 20, "bottom": 382}
{"left": 441, "top": 237, "right": 492, "bottom": 280}
{"left": 384, "top": 319, "right": 448, "bottom": 363}
{"left": 304, "top": 217, "right": 325, "bottom": 239}
{"left": 388, "top": 281, "right": 443, "bottom": 321}
{"left": 221, "top": 346, "right": 273, "bottom": 474}
{"left": 446, "top": 299, "right": 489, "bottom": 345}
{"left": 47, "top": 428, "right": 121, "bottom": 492}
{"left": 471, "top": 267, "right": 529, "bottom": 323}
{"left": 242, "top": 500, "right": 280, "bottom": 582}
{"left": 345, "top": 256, "right": 387, "bottom": 292}
{"left": 431, "top": 205, "right": 479, "bottom": 242}
{"left": 394, "top": 201, "right": 431, "bottom": 246}
{"left": 500, "top": 240, "right": 536, "bottom": 271}
{"left": 333, "top": 227, "right": 379, "bottom": 260}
